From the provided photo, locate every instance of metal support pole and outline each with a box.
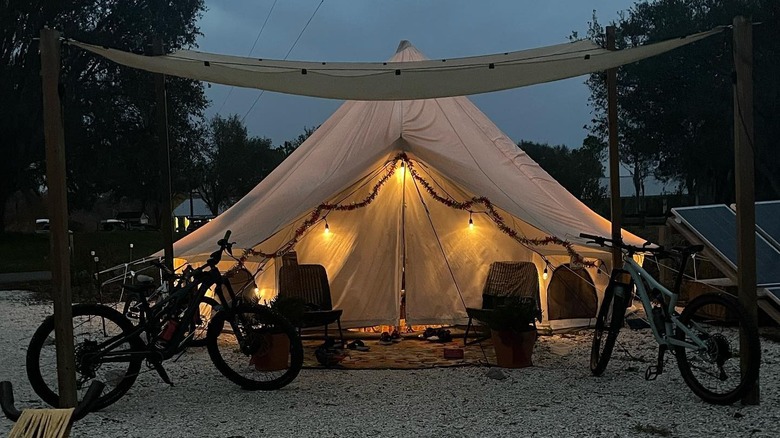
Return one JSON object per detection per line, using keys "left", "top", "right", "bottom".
{"left": 153, "top": 37, "right": 175, "bottom": 271}
{"left": 606, "top": 26, "right": 623, "bottom": 267}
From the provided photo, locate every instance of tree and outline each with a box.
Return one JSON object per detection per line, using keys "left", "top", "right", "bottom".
{"left": 519, "top": 137, "right": 606, "bottom": 207}
{"left": 0, "top": 0, "right": 207, "bottom": 229}
{"left": 583, "top": 1, "right": 780, "bottom": 205}
{"left": 197, "top": 115, "right": 278, "bottom": 215}
{"left": 279, "top": 126, "right": 317, "bottom": 157}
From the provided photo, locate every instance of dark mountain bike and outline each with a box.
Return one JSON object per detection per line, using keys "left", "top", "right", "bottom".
{"left": 582, "top": 233, "right": 760, "bottom": 405}
{"left": 26, "top": 231, "right": 304, "bottom": 410}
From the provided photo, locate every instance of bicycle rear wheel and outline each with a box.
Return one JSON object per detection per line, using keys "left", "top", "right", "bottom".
{"left": 26, "top": 303, "right": 145, "bottom": 410}
{"left": 674, "top": 293, "right": 760, "bottom": 405}
{"left": 207, "top": 304, "right": 303, "bottom": 390}
{"left": 591, "top": 278, "right": 630, "bottom": 376}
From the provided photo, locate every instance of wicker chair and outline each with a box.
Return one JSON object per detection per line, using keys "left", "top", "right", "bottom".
{"left": 278, "top": 264, "right": 344, "bottom": 346}
{"left": 464, "top": 261, "right": 541, "bottom": 345}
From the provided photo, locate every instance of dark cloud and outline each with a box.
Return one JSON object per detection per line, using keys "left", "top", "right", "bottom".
{"left": 197, "top": 0, "right": 635, "bottom": 148}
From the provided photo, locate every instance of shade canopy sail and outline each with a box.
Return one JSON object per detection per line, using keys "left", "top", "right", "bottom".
{"left": 68, "top": 27, "right": 724, "bottom": 100}
{"left": 171, "top": 42, "right": 649, "bottom": 329}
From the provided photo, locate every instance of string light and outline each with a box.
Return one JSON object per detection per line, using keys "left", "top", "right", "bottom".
{"left": 230, "top": 152, "right": 594, "bottom": 275}
{"left": 543, "top": 266, "right": 549, "bottom": 280}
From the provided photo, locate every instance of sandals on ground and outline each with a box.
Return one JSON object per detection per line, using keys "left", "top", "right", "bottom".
{"left": 347, "top": 339, "right": 370, "bottom": 351}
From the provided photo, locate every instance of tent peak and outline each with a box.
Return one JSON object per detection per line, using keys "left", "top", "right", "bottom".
{"left": 395, "top": 40, "right": 413, "bottom": 53}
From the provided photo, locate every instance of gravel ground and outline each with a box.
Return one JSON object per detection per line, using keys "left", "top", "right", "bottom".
{"left": 0, "top": 290, "right": 778, "bottom": 438}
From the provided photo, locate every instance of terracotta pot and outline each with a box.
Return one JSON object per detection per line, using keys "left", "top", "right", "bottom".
{"left": 249, "top": 333, "right": 290, "bottom": 371}
{"left": 491, "top": 329, "right": 537, "bottom": 368}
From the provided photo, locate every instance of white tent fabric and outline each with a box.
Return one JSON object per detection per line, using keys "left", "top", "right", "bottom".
{"left": 172, "top": 42, "right": 647, "bottom": 329}
{"left": 69, "top": 27, "right": 724, "bottom": 100}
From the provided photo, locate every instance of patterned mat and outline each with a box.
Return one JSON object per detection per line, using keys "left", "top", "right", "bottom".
{"left": 302, "top": 337, "right": 498, "bottom": 369}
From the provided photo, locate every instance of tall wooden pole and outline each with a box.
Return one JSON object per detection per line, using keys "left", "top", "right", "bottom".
{"left": 40, "top": 28, "right": 77, "bottom": 407}
{"left": 153, "top": 37, "right": 174, "bottom": 271}
{"left": 733, "top": 16, "right": 759, "bottom": 405}
{"left": 606, "top": 26, "right": 622, "bottom": 267}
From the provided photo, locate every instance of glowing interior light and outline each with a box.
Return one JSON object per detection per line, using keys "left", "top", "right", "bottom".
{"left": 468, "top": 212, "right": 474, "bottom": 229}
{"left": 542, "top": 267, "right": 549, "bottom": 280}
{"left": 396, "top": 160, "right": 406, "bottom": 182}
{"left": 254, "top": 287, "right": 260, "bottom": 298}
{"left": 324, "top": 218, "right": 330, "bottom": 234}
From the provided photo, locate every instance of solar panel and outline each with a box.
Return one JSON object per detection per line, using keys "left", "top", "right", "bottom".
{"left": 672, "top": 205, "right": 780, "bottom": 287}
{"left": 756, "top": 201, "right": 780, "bottom": 249}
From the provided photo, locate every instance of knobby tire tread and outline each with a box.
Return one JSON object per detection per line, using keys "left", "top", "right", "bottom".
{"left": 26, "top": 303, "right": 144, "bottom": 410}
{"left": 674, "top": 293, "right": 760, "bottom": 405}
{"left": 206, "top": 305, "right": 303, "bottom": 391}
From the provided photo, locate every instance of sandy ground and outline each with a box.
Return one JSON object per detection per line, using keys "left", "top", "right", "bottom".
{"left": 0, "top": 290, "right": 777, "bottom": 438}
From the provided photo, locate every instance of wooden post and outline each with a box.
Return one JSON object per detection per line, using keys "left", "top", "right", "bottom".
{"left": 606, "top": 26, "right": 622, "bottom": 267}
{"left": 153, "top": 37, "right": 175, "bottom": 271}
{"left": 40, "top": 28, "right": 77, "bottom": 408}
{"left": 733, "top": 15, "right": 759, "bottom": 405}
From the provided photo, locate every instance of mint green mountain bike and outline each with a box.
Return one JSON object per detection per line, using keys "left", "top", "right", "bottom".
{"left": 580, "top": 233, "right": 760, "bottom": 405}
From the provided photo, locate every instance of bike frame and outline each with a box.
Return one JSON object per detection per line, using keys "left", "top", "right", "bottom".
{"left": 89, "top": 266, "right": 241, "bottom": 365}
{"left": 621, "top": 255, "right": 708, "bottom": 351}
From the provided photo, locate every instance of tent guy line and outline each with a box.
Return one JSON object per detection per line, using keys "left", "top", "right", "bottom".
{"left": 166, "top": 39, "right": 647, "bottom": 329}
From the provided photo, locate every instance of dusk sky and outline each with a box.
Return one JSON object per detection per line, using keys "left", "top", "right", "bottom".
{"left": 196, "top": 1, "right": 637, "bottom": 149}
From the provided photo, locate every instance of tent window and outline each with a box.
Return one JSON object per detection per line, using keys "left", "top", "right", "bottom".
{"left": 547, "top": 264, "right": 597, "bottom": 320}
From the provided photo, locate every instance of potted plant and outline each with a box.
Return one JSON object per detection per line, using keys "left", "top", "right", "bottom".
{"left": 269, "top": 295, "right": 306, "bottom": 327}
{"left": 249, "top": 296, "right": 306, "bottom": 371}
{"left": 483, "top": 298, "right": 540, "bottom": 368}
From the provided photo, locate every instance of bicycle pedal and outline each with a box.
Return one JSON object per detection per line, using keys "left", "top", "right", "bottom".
{"left": 644, "top": 366, "right": 660, "bottom": 381}
{"left": 151, "top": 361, "right": 174, "bottom": 386}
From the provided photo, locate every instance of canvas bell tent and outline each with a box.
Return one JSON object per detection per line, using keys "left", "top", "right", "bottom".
{"left": 170, "top": 41, "right": 646, "bottom": 332}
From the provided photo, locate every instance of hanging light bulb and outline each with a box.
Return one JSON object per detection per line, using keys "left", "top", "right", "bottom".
{"left": 468, "top": 212, "right": 474, "bottom": 229}
{"left": 324, "top": 218, "right": 330, "bottom": 233}
{"left": 400, "top": 160, "right": 405, "bottom": 168}
{"left": 543, "top": 266, "right": 549, "bottom": 280}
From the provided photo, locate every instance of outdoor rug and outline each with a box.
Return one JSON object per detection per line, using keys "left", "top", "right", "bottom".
{"left": 302, "top": 337, "right": 498, "bottom": 369}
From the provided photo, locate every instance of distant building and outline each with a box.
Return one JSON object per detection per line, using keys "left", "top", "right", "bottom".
{"left": 173, "top": 196, "right": 216, "bottom": 233}
{"left": 115, "top": 211, "right": 151, "bottom": 229}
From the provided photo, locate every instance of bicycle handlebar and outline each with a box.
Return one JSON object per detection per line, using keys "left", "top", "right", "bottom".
{"left": 579, "top": 233, "right": 702, "bottom": 259}
{"left": 153, "top": 230, "right": 235, "bottom": 282}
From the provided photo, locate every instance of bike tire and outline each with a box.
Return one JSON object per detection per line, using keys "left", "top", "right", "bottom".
{"left": 590, "top": 282, "right": 628, "bottom": 376}
{"left": 674, "top": 293, "right": 760, "bottom": 405}
{"left": 188, "top": 297, "right": 221, "bottom": 348}
{"left": 207, "top": 304, "right": 303, "bottom": 390}
{"left": 26, "top": 303, "right": 145, "bottom": 410}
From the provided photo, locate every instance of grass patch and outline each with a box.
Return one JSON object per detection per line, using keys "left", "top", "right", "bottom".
{"left": 632, "top": 424, "right": 672, "bottom": 437}
{"left": 0, "top": 233, "right": 51, "bottom": 273}
{"left": 0, "top": 231, "right": 186, "bottom": 275}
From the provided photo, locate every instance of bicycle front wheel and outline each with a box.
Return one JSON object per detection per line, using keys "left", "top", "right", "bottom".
{"left": 207, "top": 305, "right": 303, "bottom": 390}
{"left": 674, "top": 293, "right": 760, "bottom": 405}
{"left": 591, "top": 281, "right": 629, "bottom": 376}
{"left": 26, "top": 303, "right": 145, "bottom": 410}
{"left": 188, "top": 297, "right": 221, "bottom": 347}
